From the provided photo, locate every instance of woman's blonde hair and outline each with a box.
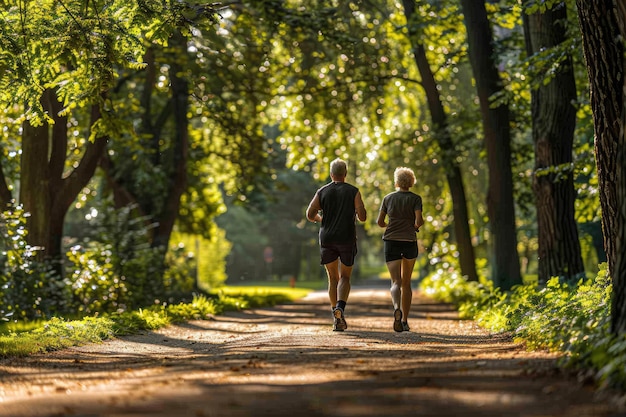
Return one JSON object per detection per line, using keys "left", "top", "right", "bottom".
{"left": 394, "top": 167, "right": 416, "bottom": 189}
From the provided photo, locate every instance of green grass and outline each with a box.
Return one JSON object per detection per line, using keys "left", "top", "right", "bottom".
{"left": 218, "top": 285, "right": 313, "bottom": 300}
{"left": 0, "top": 286, "right": 310, "bottom": 358}
{"left": 226, "top": 279, "right": 328, "bottom": 291}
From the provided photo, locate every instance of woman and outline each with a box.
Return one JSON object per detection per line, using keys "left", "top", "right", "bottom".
{"left": 376, "top": 167, "right": 424, "bottom": 332}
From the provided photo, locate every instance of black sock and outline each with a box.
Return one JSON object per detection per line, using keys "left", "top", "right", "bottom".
{"left": 336, "top": 300, "right": 346, "bottom": 312}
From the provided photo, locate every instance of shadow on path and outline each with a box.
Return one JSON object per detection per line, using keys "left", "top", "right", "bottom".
{"left": 0, "top": 285, "right": 622, "bottom": 417}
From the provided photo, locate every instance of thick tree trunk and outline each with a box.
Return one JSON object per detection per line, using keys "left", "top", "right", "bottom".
{"left": 612, "top": 0, "right": 626, "bottom": 337}
{"left": 402, "top": 0, "right": 478, "bottom": 282}
{"left": 524, "top": 4, "right": 585, "bottom": 284}
{"left": 576, "top": 0, "right": 624, "bottom": 333}
{"left": 20, "top": 90, "right": 107, "bottom": 267}
{"left": 613, "top": 0, "right": 626, "bottom": 335}
{"left": 20, "top": 95, "right": 52, "bottom": 256}
{"left": 459, "top": 0, "right": 522, "bottom": 290}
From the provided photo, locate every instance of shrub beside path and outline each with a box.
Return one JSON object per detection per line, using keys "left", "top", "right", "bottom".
{"left": 0, "top": 283, "right": 624, "bottom": 417}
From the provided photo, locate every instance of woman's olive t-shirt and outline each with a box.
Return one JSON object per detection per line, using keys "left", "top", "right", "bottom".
{"left": 379, "top": 191, "right": 422, "bottom": 242}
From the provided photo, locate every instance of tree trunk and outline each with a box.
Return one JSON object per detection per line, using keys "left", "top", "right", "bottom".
{"left": 402, "top": 0, "right": 478, "bottom": 282}
{"left": 20, "top": 90, "right": 107, "bottom": 267}
{"left": 458, "top": 0, "right": 522, "bottom": 290}
{"left": 0, "top": 166, "right": 13, "bottom": 208}
{"left": 152, "top": 30, "right": 189, "bottom": 250}
{"left": 575, "top": 0, "right": 624, "bottom": 333}
{"left": 612, "top": 0, "right": 626, "bottom": 336}
{"left": 524, "top": 3, "right": 585, "bottom": 284}
{"left": 613, "top": 0, "right": 626, "bottom": 335}
{"left": 20, "top": 95, "right": 52, "bottom": 256}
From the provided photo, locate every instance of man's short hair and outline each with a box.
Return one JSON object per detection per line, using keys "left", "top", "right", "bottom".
{"left": 330, "top": 158, "right": 348, "bottom": 178}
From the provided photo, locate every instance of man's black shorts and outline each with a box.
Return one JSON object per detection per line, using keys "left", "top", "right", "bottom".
{"left": 384, "top": 240, "right": 418, "bottom": 262}
{"left": 320, "top": 243, "right": 357, "bottom": 266}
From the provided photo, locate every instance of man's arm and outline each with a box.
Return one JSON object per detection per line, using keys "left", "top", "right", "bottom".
{"left": 354, "top": 191, "right": 367, "bottom": 222}
{"left": 306, "top": 193, "right": 322, "bottom": 222}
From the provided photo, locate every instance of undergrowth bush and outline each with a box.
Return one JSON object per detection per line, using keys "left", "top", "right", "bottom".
{"left": 420, "top": 263, "right": 626, "bottom": 390}
{"left": 0, "top": 204, "right": 231, "bottom": 320}
{"left": 0, "top": 206, "right": 64, "bottom": 319}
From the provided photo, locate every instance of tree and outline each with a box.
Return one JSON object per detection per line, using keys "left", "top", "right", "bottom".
{"left": 458, "top": 0, "right": 522, "bottom": 290}
{"left": 0, "top": 1, "right": 230, "bottom": 307}
{"left": 575, "top": 0, "right": 625, "bottom": 334}
{"left": 401, "top": 0, "right": 478, "bottom": 282}
{"left": 523, "top": 2, "right": 584, "bottom": 284}
{"left": 0, "top": 1, "right": 151, "bottom": 268}
{"left": 19, "top": 92, "right": 107, "bottom": 267}
{"left": 103, "top": 28, "right": 193, "bottom": 256}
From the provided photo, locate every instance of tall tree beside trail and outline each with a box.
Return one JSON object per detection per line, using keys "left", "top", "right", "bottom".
{"left": 104, "top": 30, "right": 190, "bottom": 252}
{"left": 523, "top": 2, "right": 584, "bottom": 284}
{"left": 458, "top": 0, "right": 522, "bottom": 290}
{"left": 0, "top": 0, "right": 137, "bottom": 268}
{"left": 19, "top": 91, "right": 107, "bottom": 267}
{"left": 575, "top": 0, "right": 626, "bottom": 334}
{"left": 401, "top": 0, "right": 478, "bottom": 282}
{"left": 617, "top": 0, "right": 626, "bottom": 336}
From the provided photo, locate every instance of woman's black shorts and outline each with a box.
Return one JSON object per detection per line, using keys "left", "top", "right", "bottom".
{"left": 384, "top": 240, "right": 418, "bottom": 262}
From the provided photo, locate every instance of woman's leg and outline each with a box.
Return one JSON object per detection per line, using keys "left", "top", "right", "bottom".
{"left": 400, "top": 257, "right": 417, "bottom": 320}
{"left": 386, "top": 259, "right": 402, "bottom": 310}
{"left": 387, "top": 259, "right": 404, "bottom": 332}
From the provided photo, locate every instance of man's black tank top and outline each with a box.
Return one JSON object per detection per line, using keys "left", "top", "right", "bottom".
{"left": 317, "top": 182, "right": 359, "bottom": 246}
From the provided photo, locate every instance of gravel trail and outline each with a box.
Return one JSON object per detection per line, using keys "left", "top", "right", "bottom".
{"left": 0, "top": 284, "right": 622, "bottom": 417}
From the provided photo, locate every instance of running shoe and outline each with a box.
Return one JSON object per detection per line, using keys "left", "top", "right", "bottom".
{"left": 402, "top": 322, "right": 410, "bottom": 332}
{"left": 393, "top": 309, "right": 403, "bottom": 332}
{"left": 333, "top": 307, "right": 347, "bottom": 331}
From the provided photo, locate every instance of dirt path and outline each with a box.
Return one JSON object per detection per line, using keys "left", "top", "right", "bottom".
{"left": 0, "top": 285, "right": 623, "bottom": 417}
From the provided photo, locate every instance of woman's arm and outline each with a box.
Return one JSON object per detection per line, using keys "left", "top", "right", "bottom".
{"left": 376, "top": 208, "right": 387, "bottom": 228}
{"left": 414, "top": 210, "right": 425, "bottom": 230}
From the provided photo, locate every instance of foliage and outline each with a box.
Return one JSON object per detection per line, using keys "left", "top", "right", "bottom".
{"left": 70, "top": 202, "right": 168, "bottom": 310}
{"left": 216, "top": 151, "right": 320, "bottom": 283}
{"left": 420, "top": 263, "right": 626, "bottom": 389}
{"left": 0, "top": 288, "right": 302, "bottom": 357}
{"left": 420, "top": 262, "right": 499, "bottom": 317}
{"left": 0, "top": 317, "right": 115, "bottom": 357}
{"left": 0, "top": 206, "right": 64, "bottom": 319}
{"left": 217, "top": 286, "right": 312, "bottom": 308}
{"left": 167, "top": 229, "right": 231, "bottom": 291}
{"left": 0, "top": 0, "right": 609, "bottom": 330}
{"left": 0, "top": 202, "right": 233, "bottom": 320}
{"left": 67, "top": 202, "right": 235, "bottom": 311}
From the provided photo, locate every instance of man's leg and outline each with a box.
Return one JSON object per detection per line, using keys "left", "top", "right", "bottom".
{"left": 337, "top": 262, "right": 353, "bottom": 308}
{"left": 325, "top": 259, "right": 349, "bottom": 331}
{"left": 324, "top": 259, "right": 340, "bottom": 309}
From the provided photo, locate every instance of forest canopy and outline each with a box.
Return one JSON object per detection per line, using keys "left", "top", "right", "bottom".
{"left": 0, "top": 0, "right": 624, "bottom": 336}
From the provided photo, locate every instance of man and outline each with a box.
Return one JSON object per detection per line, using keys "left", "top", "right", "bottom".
{"left": 306, "top": 158, "right": 367, "bottom": 331}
